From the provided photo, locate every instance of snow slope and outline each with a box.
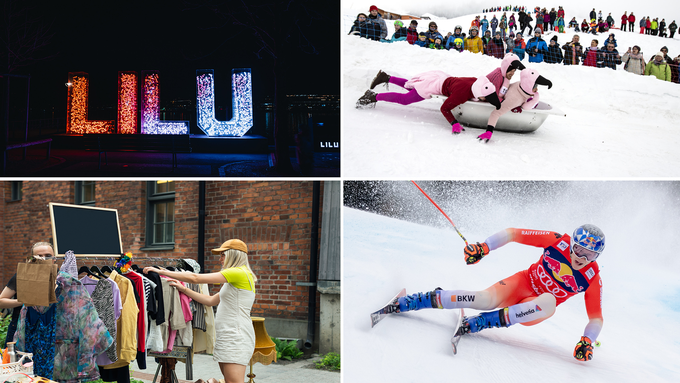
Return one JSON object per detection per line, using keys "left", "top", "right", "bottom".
{"left": 343, "top": 181, "right": 680, "bottom": 382}
{"left": 341, "top": 2, "right": 680, "bottom": 178}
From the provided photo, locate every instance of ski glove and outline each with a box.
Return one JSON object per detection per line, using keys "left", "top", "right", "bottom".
{"left": 464, "top": 242, "right": 490, "bottom": 265}
{"left": 477, "top": 130, "right": 493, "bottom": 142}
{"left": 451, "top": 122, "right": 465, "bottom": 134}
{"left": 573, "top": 336, "right": 594, "bottom": 361}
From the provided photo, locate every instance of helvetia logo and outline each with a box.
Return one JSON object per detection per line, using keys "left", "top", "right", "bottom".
{"left": 535, "top": 305, "right": 542, "bottom": 312}
{"left": 516, "top": 308, "right": 535, "bottom": 318}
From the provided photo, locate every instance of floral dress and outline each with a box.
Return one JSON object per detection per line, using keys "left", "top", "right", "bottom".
{"left": 16, "top": 271, "right": 113, "bottom": 383}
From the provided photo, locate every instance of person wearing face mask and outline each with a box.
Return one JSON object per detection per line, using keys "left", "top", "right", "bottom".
{"left": 0, "top": 242, "right": 56, "bottom": 348}
{"left": 644, "top": 52, "right": 672, "bottom": 81}
{"left": 372, "top": 224, "right": 606, "bottom": 362}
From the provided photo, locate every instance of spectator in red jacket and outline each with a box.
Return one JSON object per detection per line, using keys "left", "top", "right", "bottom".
{"left": 406, "top": 20, "right": 419, "bottom": 44}
{"left": 646, "top": 17, "right": 651, "bottom": 35}
{"left": 583, "top": 39, "right": 599, "bottom": 67}
{"left": 628, "top": 13, "right": 636, "bottom": 32}
{"left": 621, "top": 12, "right": 628, "bottom": 32}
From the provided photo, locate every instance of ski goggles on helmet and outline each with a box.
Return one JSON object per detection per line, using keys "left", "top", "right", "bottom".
{"left": 571, "top": 243, "right": 600, "bottom": 262}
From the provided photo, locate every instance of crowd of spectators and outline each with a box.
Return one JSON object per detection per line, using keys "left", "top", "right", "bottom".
{"left": 349, "top": 5, "right": 680, "bottom": 83}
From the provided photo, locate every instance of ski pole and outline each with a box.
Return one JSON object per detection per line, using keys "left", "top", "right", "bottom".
{"left": 411, "top": 181, "right": 468, "bottom": 246}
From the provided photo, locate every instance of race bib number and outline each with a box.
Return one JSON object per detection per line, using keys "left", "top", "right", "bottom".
{"left": 500, "top": 86, "right": 508, "bottom": 95}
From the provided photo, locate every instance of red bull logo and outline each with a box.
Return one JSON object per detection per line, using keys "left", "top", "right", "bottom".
{"left": 544, "top": 254, "right": 583, "bottom": 293}
{"left": 584, "top": 236, "right": 598, "bottom": 248}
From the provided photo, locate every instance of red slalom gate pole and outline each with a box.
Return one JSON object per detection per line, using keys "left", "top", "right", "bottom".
{"left": 411, "top": 181, "right": 468, "bottom": 246}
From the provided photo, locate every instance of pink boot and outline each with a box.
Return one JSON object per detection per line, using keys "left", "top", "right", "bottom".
{"left": 451, "top": 122, "right": 465, "bottom": 134}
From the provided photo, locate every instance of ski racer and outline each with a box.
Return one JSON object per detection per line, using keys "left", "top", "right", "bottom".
{"left": 376, "top": 224, "right": 606, "bottom": 362}
{"left": 356, "top": 71, "right": 501, "bottom": 134}
{"left": 477, "top": 68, "right": 552, "bottom": 142}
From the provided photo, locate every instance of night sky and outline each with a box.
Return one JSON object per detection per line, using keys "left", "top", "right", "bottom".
{"left": 4, "top": 0, "right": 339, "bottom": 117}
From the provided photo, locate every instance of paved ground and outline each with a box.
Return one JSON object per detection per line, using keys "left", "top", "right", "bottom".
{"left": 130, "top": 353, "right": 340, "bottom": 383}
{"left": 4, "top": 148, "right": 340, "bottom": 177}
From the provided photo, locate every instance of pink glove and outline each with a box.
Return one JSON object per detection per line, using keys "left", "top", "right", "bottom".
{"left": 511, "top": 106, "right": 523, "bottom": 113}
{"left": 477, "top": 131, "right": 493, "bottom": 142}
{"left": 451, "top": 122, "right": 465, "bottom": 134}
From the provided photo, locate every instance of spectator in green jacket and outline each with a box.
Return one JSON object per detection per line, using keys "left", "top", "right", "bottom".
{"left": 644, "top": 52, "right": 672, "bottom": 81}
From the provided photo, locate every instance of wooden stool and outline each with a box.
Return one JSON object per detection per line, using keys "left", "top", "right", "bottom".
{"left": 149, "top": 345, "right": 193, "bottom": 383}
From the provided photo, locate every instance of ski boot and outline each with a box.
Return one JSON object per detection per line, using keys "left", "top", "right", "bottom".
{"left": 398, "top": 287, "right": 443, "bottom": 312}
{"left": 455, "top": 308, "right": 509, "bottom": 336}
{"left": 356, "top": 90, "right": 378, "bottom": 109}
{"left": 370, "top": 70, "right": 391, "bottom": 89}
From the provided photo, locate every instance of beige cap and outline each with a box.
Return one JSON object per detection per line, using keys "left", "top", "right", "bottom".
{"left": 211, "top": 239, "right": 248, "bottom": 254}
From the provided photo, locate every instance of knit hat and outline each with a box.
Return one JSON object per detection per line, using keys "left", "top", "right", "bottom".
{"left": 656, "top": 52, "right": 665, "bottom": 59}
{"left": 534, "top": 27, "right": 541, "bottom": 33}
{"left": 551, "top": 35, "right": 558, "bottom": 42}
{"left": 212, "top": 239, "right": 248, "bottom": 254}
{"left": 394, "top": 20, "right": 404, "bottom": 27}
{"left": 370, "top": 5, "right": 378, "bottom": 12}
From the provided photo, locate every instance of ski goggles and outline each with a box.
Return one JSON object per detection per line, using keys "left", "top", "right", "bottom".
{"left": 571, "top": 243, "right": 600, "bottom": 262}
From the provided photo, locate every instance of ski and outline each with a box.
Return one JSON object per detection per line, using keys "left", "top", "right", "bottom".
{"left": 451, "top": 308, "right": 466, "bottom": 355}
{"left": 370, "top": 288, "right": 406, "bottom": 328}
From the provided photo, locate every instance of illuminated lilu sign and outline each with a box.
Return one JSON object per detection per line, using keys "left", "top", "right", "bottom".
{"left": 196, "top": 69, "right": 253, "bottom": 137}
{"left": 66, "top": 72, "right": 116, "bottom": 134}
{"left": 141, "top": 70, "right": 189, "bottom": 134}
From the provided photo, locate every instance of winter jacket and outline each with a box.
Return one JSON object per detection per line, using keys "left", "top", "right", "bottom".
{"left": 406, "top": 27, "right": 418, "bottom": 44}
{"left": 481, "top": 18, "right": 489, "bottom": 31}
{"left": 544, "top": 14, "right": 551, "bottom": 23}
{"left": 622, "top": 52, "right": 646, "bottom": 75}
{"left": 505, "top": 37, "right": 515, "bottom": 52}
{"left": 465, "top": 36, "right": 484, "bottom": 53}
{"left": 445, "top": 35, "right": 465, "bottom": 50}
{"left": 509, "top": 16, "right": 516, "bottom": 27}
{"left": 439, "top": 77, "right": 478, "bottom": 124}
{"left": 589, "top": 10, "right": 596, "bottom": 21}
{"left": 513, "top": 38, "right": 526, "bottom": 60}
{"left": 349, "top": 19, "right": 382, "bottom": 41}
{"left": 583, "top": 47, "right": 599, "bottom": 67}
{"left": 486, "top": 37, "right": 506, "bottom": 59}
{"left": 491, "top": 17, "right": 499, "bottom": 29}
{"left": 368, "top": 13, "right": 388, "bottom": 39}
{"left": 425, "top": 29, "right": 441, "bottom": 43}
{"left": 557, "top": 9, "right": 564, "bottom": 19}
{"left": 598, "top": 48, "right": 622, "bottom": 69}
{"left": 640, "top": 19, "right": 646, "bottom": 28}
{"left": 544, "top": 44, "right": 564, "bottom": 64}
{"left": 526, "top": 37, "right": 548, "bottom": 63}
{"left": 429, "top": 42, "right": 445, "bottom": 50}
{"left": 603, "top": 38, "right": 617, "bottom": 48}
{"left": 562, "top": 41, "right": 583, "bottom": 65}
{"left": 392, "top": 27, "right": 408, "bottom": 40}
{"left": 628, "top": 15, "right": 635, "bottom": 24}
{"left": 670, "top": 61, "right": 680, "bottom": 84}
{"left": 644, "top": 61, "right": 672, "bottom": 81}
{"left": 414, "top": 39, "right": 428, "bottom": 47}
{"left": 621, "top": 14, "right": 628, "bottom": 24}
{"left": 646, "top": 19, "right": 651, "bottom": 28}
{"left": 670, "top": 22, "right": 678, "bottom": 32}
{"left": 651, "top": 20, "right": 658, "bottom": 30}
{"left": 606, "top": 16, "right": 614, "bottom": 26}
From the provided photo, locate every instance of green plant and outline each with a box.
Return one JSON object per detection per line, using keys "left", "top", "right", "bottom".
{"left": 316, "top": 352, "right": 340, "bottom": 371}
{"left": 0, "top": 311, "right": 12, "bottom": 347}
{"left": 271, "top": 337, "right": 304, "bottom": 361}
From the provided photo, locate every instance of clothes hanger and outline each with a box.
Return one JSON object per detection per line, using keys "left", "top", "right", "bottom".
{"left": 90, "top": 265, "right": 106, "bottom": 278}
{"left": 101, "top": 265, "right": 113, "bottom": 274}
{"left": 79, "top": 266, "right": 101, "bottom": 279}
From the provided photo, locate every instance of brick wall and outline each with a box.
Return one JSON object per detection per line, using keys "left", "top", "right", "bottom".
{"left": 1, "top": 181, "right": 323, "bottom": 322}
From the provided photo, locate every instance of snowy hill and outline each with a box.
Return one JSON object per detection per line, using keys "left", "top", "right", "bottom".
{"left": 343, "top": 181, "right": 680, "bottom": 382}
{"left": 341, "top": 1, "right": 680, "bottom": 178}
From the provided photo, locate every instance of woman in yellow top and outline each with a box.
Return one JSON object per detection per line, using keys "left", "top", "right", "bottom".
{"left": 143, "top": 239, "right": 257, "bottom": 383}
